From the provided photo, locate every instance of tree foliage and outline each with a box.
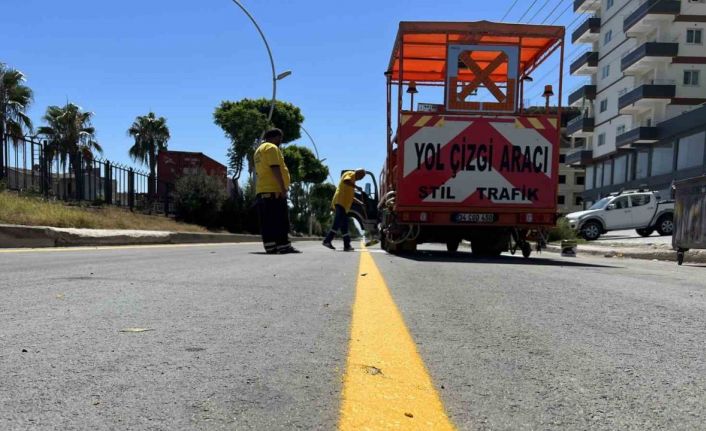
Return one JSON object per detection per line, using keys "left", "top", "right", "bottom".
{"left": 213, "top": 98, "right": 304, "bottom": 179}
{"left": 173, "top": 171, "right": 227, "bottom": 227}
{"left": 127, "top": 112, "right": 170, "bottom": 196}
{"left": 38, "top": 103, "right": 103, "bottom": 173}
{"left": 282, "top": 145, "right": 328, "bottom": 184}
{"left": 281, "top": 145, "right": 330, "bottom": 235}
{"left": 0, "top": 63, "right": 33, "bottom": 146}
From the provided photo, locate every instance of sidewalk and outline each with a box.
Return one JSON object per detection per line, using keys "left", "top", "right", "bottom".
{"left": 0, "top": 224, "right": 318, "bottom": 249}
{"left": 547, "top": 230, "right": 706, "bottom": 264}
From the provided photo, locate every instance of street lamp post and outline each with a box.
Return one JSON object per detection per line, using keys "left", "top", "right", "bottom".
{"left": 229, "top": 0, "right": 291, "bottom": 127}
{"left": 299, "top": 125, "right": 333, "bottom": 236}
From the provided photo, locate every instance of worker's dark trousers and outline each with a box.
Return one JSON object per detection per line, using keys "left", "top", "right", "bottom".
{"left": 324, "top": 205, "right": 351, "bottom": 248}
{"left": 257, "top": 195, "right": 291, "bottom": 254}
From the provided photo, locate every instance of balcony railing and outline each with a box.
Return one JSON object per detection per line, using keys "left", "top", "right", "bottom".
{"left": 618, "top": 82, "right": 676, "bottom": 110}
{"left": 574, "top": 0, "right": 601, "bottom": 13}
{"left": 616, "top": 126, "right": 660, "bottom": 148}
{"left": 570, "top": 51, "right": 599, "bottom": 75}
{"left": 624, "top": 0, "right": 680, "bottom": 34}
{"left": 572, "top": 17, "right": 601, "bottom": 43}
{"left": 566, "top": 149, "right": 594, "bottom": 166}
{"left": 621, "top": 42, "right": 678, "bottom": 72}
{"left": 568, "top": 84, "right": 597, "bottom": 106}
{"left": 567, "top": 115, "right": 595, "bottom": 135}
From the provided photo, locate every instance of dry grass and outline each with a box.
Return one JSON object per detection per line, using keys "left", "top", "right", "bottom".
{"left": 0, "top": 191, "right": 207, "bottom": 232}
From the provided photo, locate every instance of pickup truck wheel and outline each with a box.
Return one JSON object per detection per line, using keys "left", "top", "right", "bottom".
{"left": 636, "top": 228, "right": 654, "bottom": 237}
{"left": 446, "top": 240, "right": 461, "bottom": 253}
{"left": 656, "top": 214, "right": 674, "bottom": 236}
{"left": 581, "top": 221, "right": 601, "bottom": 241}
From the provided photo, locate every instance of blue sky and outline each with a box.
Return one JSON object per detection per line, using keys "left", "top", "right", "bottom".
{"left": 3, "top": 0, "right": 582, "bottom": 185}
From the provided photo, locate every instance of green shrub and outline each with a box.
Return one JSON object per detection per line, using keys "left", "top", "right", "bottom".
{"left": 173, "top": 172, "right": 227, "bottom": 227}
{"left": 548, "top": 217, "right": 578, "bottom": 242}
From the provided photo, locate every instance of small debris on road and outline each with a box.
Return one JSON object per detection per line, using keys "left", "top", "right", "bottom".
{"left": 361, "top": 273, "right": 368, "bottom": 277}
{"left": 119, "top": 328, "right": 154, "bottom": 333}
{"left": 21, "top": 349, "right": 27, "bottom": 353}
{"left": 56, "top": 293, "right": 65, "bottom": 300}
{"left": 404, "top": 412, "right": 414, "bottom": 418}
{"left": 363, "top": 365, "right": 383, "bottom": 376}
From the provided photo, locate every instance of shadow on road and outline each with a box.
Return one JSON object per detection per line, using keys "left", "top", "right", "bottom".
{"left": 391, "top": 250, "right": 620, "bottom": 268}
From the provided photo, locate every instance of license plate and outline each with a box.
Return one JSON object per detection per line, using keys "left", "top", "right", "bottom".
{"left": 452, "top": 213, "right": 497, "bottom": 223}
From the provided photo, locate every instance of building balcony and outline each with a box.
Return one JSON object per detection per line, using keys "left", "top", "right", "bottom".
{"left": 572, "top": 17, "right": 601, "bottom": 44}
{"left": 574, "top": 0, "right": 601, "bottom": 13}
{"left": 621, "top": 42, "right": 678, "bottom": 74}
{"left": 570, "top": 51, "right": 599, "bottom": 76}
{"left": 616, "top": 126, "right": 660, "bottom": 148}
{"left": 618, "top": 82, "right": 676, "bottom": 114}
{"left": 566, "top": 115, "right": 595, "bottom": 137}
{"left": 566, "top": 149, "right": 593, "bottom": 167}
{"left": 568, "top": 84, "right": 597, "bottom": 107}
{"left": 624, "top": 0, "right": 680, "bottom": 36}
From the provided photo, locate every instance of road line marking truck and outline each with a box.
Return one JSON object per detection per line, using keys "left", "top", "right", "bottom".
{"left": 355, "top": 21, "right": 566, "bottom": 257}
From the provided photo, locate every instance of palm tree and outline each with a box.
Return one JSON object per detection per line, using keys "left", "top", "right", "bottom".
{"left": 127, "top": 112, "right": 170, "bottom": 197}
{"left": 0, "top": 63, "right": 34, "bottom": 177}
{"left": 37, "top": 103, "right": 103, "bottom": 197}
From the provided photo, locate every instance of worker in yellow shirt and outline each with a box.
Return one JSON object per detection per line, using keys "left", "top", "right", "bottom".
{"left": 254, "top": 128, "right": 300, "bottom": 254}
{"left": 322, "top": 169, "right": 366, "bottom": 251}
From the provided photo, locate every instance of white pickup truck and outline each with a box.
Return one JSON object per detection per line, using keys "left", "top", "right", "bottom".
{"left": 566, "top": 190, "right": 674, "bottom": 241}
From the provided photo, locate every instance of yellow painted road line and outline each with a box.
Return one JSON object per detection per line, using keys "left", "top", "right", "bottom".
{"left": 0, "top": 242, "right": 258, "bottom": 254}
{"left": 339, "top": 249, "right": 456, "bottom": 430}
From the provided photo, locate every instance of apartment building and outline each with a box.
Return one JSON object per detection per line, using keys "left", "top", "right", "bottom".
{"left": 566, "top": 0, "right": 706, "bottom": 205}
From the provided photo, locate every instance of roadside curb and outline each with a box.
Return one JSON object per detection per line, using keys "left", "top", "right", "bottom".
{"left": 0, "top": 224, "right": 320, "bottom": 249}
{"left": 545, "top": 243, "right": 706, "bottom": 264}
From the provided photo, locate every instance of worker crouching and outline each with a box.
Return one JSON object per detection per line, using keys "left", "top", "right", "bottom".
{"left": 322, "top": 169, "right": 366, "bottom": 252}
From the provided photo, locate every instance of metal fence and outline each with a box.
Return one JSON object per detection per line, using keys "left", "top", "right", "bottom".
{"left": 0, "top": 135, "right": 174, "bottom": 214}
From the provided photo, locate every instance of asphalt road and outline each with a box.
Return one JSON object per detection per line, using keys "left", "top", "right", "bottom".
{"left": 2, "top": 242, "right": 706, "bottom": 430}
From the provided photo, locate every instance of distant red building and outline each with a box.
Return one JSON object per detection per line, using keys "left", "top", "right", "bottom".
{"left": 157, "top": 150, "right": 227, "bottom": 194}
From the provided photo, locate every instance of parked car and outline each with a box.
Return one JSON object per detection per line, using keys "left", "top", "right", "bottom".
{"left": 566, "top": 190, "right": 674, "bottom": 241}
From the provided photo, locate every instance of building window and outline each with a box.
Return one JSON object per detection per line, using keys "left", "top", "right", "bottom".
{"left": 687, "top": 29, "right": 703, "bottom": 44}
{"left": 558, "top": 195, "right": 566, "bottom": 205}
{"left": 684, "top": 70, "right": 700, "bottom": 86}
{"left": 575, "top": 196, "right": 584, "bottom": 206}
{"left": 585, "top": 165, "right": 595, "bottom": 190}
{"left": 601, "top": 64, "right": 611, "bottom": 80}
{"left": 599, "top": 99, "right": 608, "bottom": 113}
{"left": 598, "top": 133, "right": 606, "bottom": 146}
{"left": 576, "top": 175, "right": 585, "bottom": 186}
{"left": 677, "top": 131, "right": 706, "bottom": 170}
{"left": 559, "top": 154, "right": 566, "bottom": 163}
{"left": 603, "top": 159, "right": 613, "bottom": 186}
{"left": 559, "top": 175, "right": 567, "bottom": 184}
{"left": 652, "top": 142, "right": 675, "bottom": 176}
{"left": 607, "top": 0, "right": 614, "bottom": 9}
{"left": 596, "top": 163, "right": 604, "bottom": 188}
{"left": 613, "top": 155, "right": 627, "bottom": 185}
{"left": 636, "top": 150, "right": 649, "bottom": 179}
{"left": 604, "top": 30, "right": 612, "bottom": 46}
{"left": 616, "top": 125, "right": 626, "bottom": 136}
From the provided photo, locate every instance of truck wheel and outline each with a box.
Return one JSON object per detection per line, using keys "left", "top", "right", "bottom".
{"left": 656, "top": 214, "right": 674, "bottom": 236}
{"left": 581, "top": 221, "right": 601, "bottom": 241}
{"left": 446, "top": 240, "right": 461, "bottom": 253}
{"left": 471, "top": 242, "right": 503, "bottom": 257}
{"left": 636, "top": 228, "right": 654, "bottom": 237}
{"left": 521, "top": 242, "right": 532, "bottom": 258}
